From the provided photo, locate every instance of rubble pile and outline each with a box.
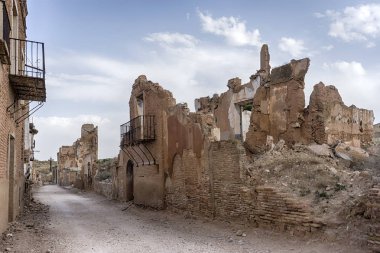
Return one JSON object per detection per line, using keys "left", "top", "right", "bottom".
{"left": 0, "top": 199, "right": 50, "bottom": 253}
{"left": 245, "top": 140, "right": 380, "bottom": 248}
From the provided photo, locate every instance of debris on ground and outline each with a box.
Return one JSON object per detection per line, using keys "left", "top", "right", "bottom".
{"left": 0, "top": 197, "right": 50, "bottom": 252}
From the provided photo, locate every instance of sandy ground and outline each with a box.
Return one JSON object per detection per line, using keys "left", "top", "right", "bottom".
{"left": 0, "top": 185, "right": 369, "bottom": 253}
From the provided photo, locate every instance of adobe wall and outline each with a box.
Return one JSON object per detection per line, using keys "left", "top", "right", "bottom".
{"left": 245, "top": 58, "right": 309, "bottom": 152}
{"left": 245, "top": 55, "right": 374, "bottom": 153}
{"left": 94, "top": 180, "right": 113, "bottom": 200}
{"left": 195, "top": 77, "right": 258, "bottom": 141}
{"left": 133, "top": 164, "right": 163, "bottom": 207}
{"left": 119, "top": 75, "right": 176, "bottom": 208}
{"left": 305, "top": 83, "right": 374, "bottom": 146}
{"left": 115, "top": 153, "right": 126, "bottom": 201}
{"left": 166, "top": 104, "right": 210, "bottom": 177}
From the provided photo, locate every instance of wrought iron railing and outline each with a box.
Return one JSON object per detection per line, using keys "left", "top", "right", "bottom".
{"left": 120, "top": 115, "right": 155, "bottom": 146}
{"left": 1, "top": 1, "right": 10, "bottom": 50}
{"left": 9, "top": 38, "right": 45, "bottom": 79}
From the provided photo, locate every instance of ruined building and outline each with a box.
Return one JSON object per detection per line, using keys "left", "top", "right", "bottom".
{"left": 117, "top": 44, "right": 375, "bottom": 236}
{"left": 0, "top": 0, "right": 46, "bottom": 234}
{"left": 57, "top": 124, "right": 98, "bottom": 189}
{"left": 57, "top": 145, "right": 78, "bottom": 186}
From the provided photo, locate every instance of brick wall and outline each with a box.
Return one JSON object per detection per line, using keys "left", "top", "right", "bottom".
{"left": 367, "top": 185, "right": 380, "bottom": 252}
{"left": 167, "top": 141, "right": 324, "bottom": 234}
{"left": 252, "top": 187, "right": 323, "bottom": 233}
{"left": 165, "top": 149, "right": 213, "bottom": 217}
{"left": 0, "top": 0, "right": 37, "bottom": 233}
{"left": 0, "top": 60, "right": 12, "bottom": 234}
{"left": 0, "top": 59, "right": 27, "bottom": 231}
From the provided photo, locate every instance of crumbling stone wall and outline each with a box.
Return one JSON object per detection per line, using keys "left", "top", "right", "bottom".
{"left": 166, "top": 104, "right": 212, "bottom": 177}
{"left": 195, "top": 77, "right": 257, "bottom": 141}
{"left": 57, "top": 124, "right": 98, "bottom": 188}
{"left": 94, "top": 180, "right": 113, "bottom": 200}
{"left": 93, "top": 158, "right": 117, "bottom": 199}
{"left": 372, "top": 123, "right": 380, "bottom": 144}
{"left": 77, "top": 124, "right": 98, "bottom": 190}
{"left": 57, "top": 146, "right": 77, "bottom": 186}
{"left": 245, "top": 58, "right": 309, "bottom": 152}
{"left": 305, "top": 83, "right": 374, "bottom": 146}
{"left": 245, "top": 47, "right": 373, "bottom": 152}
{"left": 163, "top": 112, "right": 324, "bottom": 231}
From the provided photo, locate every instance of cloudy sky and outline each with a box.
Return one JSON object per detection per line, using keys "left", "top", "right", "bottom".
{"left": 27, "top": 0, "right": 380, "bottom": 160}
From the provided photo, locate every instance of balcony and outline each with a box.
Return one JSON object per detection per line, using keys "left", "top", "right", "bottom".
{"left": 9, "top": 38, "right": 46, "bottom": 102}
{"left": 120, "top": 115, "right": 155, "bottom": 146}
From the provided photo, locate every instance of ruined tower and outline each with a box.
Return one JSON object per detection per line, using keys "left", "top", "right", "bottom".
{"left": 259, "top": 44, "right": 271, "bottom": 84}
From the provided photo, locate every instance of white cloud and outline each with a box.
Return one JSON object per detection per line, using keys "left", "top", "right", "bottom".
{"left": 367, "top": 42, "right": 376, "bottom": 48}
{"left": 198, "top": 11, "right": 261, "bottom": 47}
{"left": 314, "top": 12, "right": 325, "bottom": 18}
{"left": 278, "top": 37, "right": 306, "bottom": 57}
{"left": 46, "top": 73, "right": 127, "bottom": 102}
{"left": 323, "top": 61, "right": 366, "bottom": 76}
{"left": 37, "top": 33, "right": 261, "bottom": 160}
{"left": 322, "top": 45, "right": 334, "bottom": 51}
{"left": 307, "top": 60, "right": 380, "bottom": 124}
{"left": 145, "top": 32, "right": 198, "bottom": 48}
{"left": 324, "top": 4, "right": 380, "bottom": 43}
{"left": 33, "top": 115, "right": 118, "bottom": 160}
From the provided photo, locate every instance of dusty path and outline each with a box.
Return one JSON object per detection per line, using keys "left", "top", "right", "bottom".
{"left": 3, "top": 185, "right": 367, "bottom": 253}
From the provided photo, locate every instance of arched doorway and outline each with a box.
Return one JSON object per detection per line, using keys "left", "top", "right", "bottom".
{"left": 126, "top": 160, "right": 134, "bottom": 201}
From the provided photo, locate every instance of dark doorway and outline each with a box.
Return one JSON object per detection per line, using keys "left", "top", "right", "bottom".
{"left": 8, "top": 135, "right": 15, "bottom": 222}
{"left": 126, "top": 160, "right": 134, "bottom": 201}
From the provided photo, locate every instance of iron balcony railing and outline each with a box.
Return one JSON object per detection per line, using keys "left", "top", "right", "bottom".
{"left": 120, "top": 115, "right": 155, "bottom": 146}
{"left": 1, "top": 0, "right": 10, "bottom": 50}
{"left": 10, "top": 38, "right": 45, "bottom": 79}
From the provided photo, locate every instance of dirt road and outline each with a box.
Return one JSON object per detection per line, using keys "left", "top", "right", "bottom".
{"left": 1, "top": 185, "right": 367, "bottom": 253}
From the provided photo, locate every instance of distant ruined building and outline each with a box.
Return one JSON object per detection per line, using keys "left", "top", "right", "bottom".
{"left": 57, "top": 124, "right": 98, "bottom": 190}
